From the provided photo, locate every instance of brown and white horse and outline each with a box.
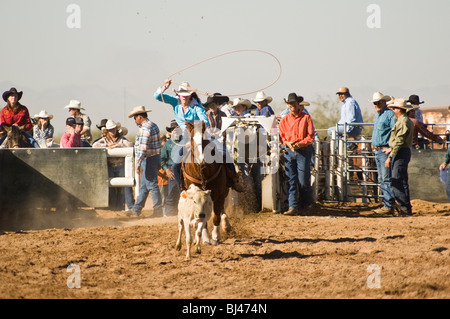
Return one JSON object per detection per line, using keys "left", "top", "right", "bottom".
{"left": 181, "top": 122, "right": 231, "bottom": 244}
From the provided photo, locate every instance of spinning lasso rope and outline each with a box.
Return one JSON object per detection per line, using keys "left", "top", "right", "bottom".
{"left": 164, "top": 49, "right": 283, "bottom": 98}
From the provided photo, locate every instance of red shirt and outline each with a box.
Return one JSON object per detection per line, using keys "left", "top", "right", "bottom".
{"left": 0, "top": 104, "right": 33, "bottom": 132}
{"left": 279, "top": 111, "right": 315, "bottom": 147}
{"left": 61, "top": 132, "right": 82, "bottom": 148}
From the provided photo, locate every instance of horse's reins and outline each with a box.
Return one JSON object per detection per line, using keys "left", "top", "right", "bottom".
{"left": 181, "top": 161, "right": 223, "bottom": 190}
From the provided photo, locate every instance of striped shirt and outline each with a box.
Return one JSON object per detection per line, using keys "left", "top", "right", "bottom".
{"left": 134, "top": 119, "right": 161, "bottom": 167}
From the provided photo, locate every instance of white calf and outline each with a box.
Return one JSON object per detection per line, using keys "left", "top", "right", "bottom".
{"left": 175, "top": 184, "right": 213, "bottom": 260}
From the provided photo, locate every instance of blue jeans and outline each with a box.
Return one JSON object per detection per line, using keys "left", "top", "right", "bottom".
{"left": 446, "top": 168, "right": 450, "bottom": 201}
{"left": 327, "top": 125, "right": 361, "bottom": 138}
{"left": 133, "top": 155, "right": 162, "bottom": 215}
{"left": 391, "top": 148, "right": 411, "bottom": 211}
{"left": 374, "top": 149, "right": 395, "bottom": 208}
{"left": 108, "top": 164, "right": 134, "bottom": 210}
{"left": 284, "top": 146, "right": 313, "bottom": 209}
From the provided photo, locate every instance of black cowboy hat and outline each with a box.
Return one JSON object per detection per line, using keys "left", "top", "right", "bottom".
{"left": 284, "top": 93, "right": 304, "bottom": 104}
{"left": 166, "top": 119, "right": 179, "bottom": 132}
{"left": 407, "top": 94, "right": 424, "bottom": 105}
{"left": 2, "top": 87, "right": 23, "bottom": 102}
{"left": 96, "top": 118, "right": 108, "bottom": 130}
{"left": 203, "top": 93, "right": 230, "bottom": 107}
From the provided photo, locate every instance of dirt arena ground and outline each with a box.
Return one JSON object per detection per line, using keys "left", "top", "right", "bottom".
{"left": 0, "top": 199, "right": 449, "bottom": 300}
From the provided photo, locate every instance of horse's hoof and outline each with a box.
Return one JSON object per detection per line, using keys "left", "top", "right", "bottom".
{"left": 212, "top": 239, "right": 219, "bottom": 246}
{"left": 203, "top": 240, "right": 211, "bottom": 245}
{"left": 175, "top": 244, "right": 181, "bottom": 251}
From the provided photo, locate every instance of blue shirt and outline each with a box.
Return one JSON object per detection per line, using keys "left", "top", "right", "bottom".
{"left": 338, "top": 96, "right": 363, "bottom": 133}
{"left": 154, "top": 90, "right": 209, "bottom": 129}
{"left": 255, "top": 105, "right": 274, "bottom": 117}
{"left": 372, "top": 107, "right": 396, "bottom": 147}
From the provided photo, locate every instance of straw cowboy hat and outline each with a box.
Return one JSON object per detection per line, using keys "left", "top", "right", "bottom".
{"left": 252, "top": 91, "right": 273, "bottom": 103}
{"left": 231, "top": 98, "right": 252, "bottom": 109}
{"left": 102, "top": 120, "right": 128, "bottom": 136}
{"left": 369, "top": 92, "right": 392, "bottom": 103}
{"left": 128, "top": 105, "right": 152, "bottom": 118}
{"left": 174, "top": 82, "right": 195, "bottom": 96}
{"left": 388, "top": 98, "right": 412, "bottom": 110}
{"left": 34, "top": 110, "right": 54, "bottom": 120}
{"left": 64, "top": 100, "right": 84, "bottom": 110}
{"left": 2, "top": 87, "right": 23, "bottom": 102}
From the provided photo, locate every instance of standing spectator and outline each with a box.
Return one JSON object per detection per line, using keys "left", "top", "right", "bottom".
{"left": 407, "top": 94, "right": 424, "bottom": 124}
{"left": 128, "top": 105, "right": 163, "bottom": 217}
{"left": 204, "top": 94, "right": 228, "bottom": 131}
{"left": 64, "top": 100, "right": 92, "bottom": 146}
{"left": 253, "top": 91, "right": 275, "bottom": 117}
{"left": 439, "top": 146, "right": 450, "bottom": 201}
{"left": 231, "top": 98, "right": 252, "bottom": 117}
{"left": 407, "top": 107, "right": 444, "bottom": 149}
{"left": 160, "top": 121, "right": 181, "bottom": 216}
{"left": 279, "top": 93, "right": 316, "bottom": 216}
{"left": 93, "top": 118, "right": 108, "bottom": 144}
{"left": 93, "top": 120, "right": 134, "bottom": 212}
{"left": 327, "top": 87, "right": 363, "bottom": 142}
{"left": 33, "top": 110, "right": 55, "bottom": 148}
{"left": 385, "top": 98, "right": 414, "bottom": 216}
{"left": 370, "top": 92, "right": 396, "bottom": 215}
{"left": 61, "top": 117, "right": 82, "bottom": 148}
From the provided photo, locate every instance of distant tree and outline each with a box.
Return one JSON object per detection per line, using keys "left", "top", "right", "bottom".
{"left": 308, "top": 94, "right": 375, "bottom": 139}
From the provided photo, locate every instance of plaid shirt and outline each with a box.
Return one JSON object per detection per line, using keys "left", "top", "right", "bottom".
{"left": 135, "top": 119, "right": 161, "bottom": 167}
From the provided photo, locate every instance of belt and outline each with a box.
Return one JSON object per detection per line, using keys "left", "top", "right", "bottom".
{"left": 374, "top": 145, "right": 389, "bottom": 151}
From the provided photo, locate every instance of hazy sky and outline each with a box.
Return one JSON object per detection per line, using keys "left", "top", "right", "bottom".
{"left": 1, "top": 0, "right": 449, "bottom": 135}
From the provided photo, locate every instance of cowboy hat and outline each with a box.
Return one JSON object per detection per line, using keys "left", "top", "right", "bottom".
{"left": 284, "top": 93, "right": 304, "bottom": 104}
{"left": 128, "top": 105, "right": 152, "bottom": 118}
{"left": 174, "top": 82, "right": 195, "bottom": 96}
{"left": 336, "top": 87, "right": 350, "bottom": 95}
{"left": 300, "top": 101, "right": 310, "bottom": 106}
{"left": 407, "top": 94, "right": 424, "bottom": 105}
{"left": 166, "top": 119, "right": 179, "bottom": 132}
{"left": 204, "top": 93, "right": 229, "bottom": 107}
{"left": 252, "top": 91, "right": 273, "bottom": 103}
{"left": 34, "top": 110, "right": 54, "bottom": 120}
{"left": 2, "top": 87, "right": 23, "bottom": 102}
{"left": 96, "top": 118, "right": 108, "bottom": 130}
{"left": 64, "top": 100, "right": 84, "bottom": 110}
{"left": 369, "top": 92, "right": 392, "bottom": 103}
{"left": 231, "top": 98, "right": 252, "bottom": 109}
{"left": 388, "top": 98, "right": 412, "bottom": 110}
{"left": 102, "top": 120, "right": 128, "bottom": 136}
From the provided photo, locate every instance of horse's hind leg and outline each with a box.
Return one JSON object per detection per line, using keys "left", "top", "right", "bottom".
{"left": 211, "top": 211, "right": 221, "bottom": 245}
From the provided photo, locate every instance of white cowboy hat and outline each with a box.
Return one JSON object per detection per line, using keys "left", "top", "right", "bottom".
{"left": 174, "top": 82, "right": 195, "bottom": 97}
{"left": 34, "top": 110, "right": 53, "bottom": 120}
{"left": 128, "top": 105, "right": 152, "bottom": 118}
{"left": 64, "top": 100, "right": 84, "bottom": 110}
{"left": 252, "top": 91, "right": 273, "bottom": 103}
{"left": 102, "top": 120, "right": 129, "bottom": 136}
{"left": 369, "top": 92, "right": 392, "bottom": 103}
{"left": 388, "top": 98, "right": 412, "bottom": 110}
{"left": 231, "top": 98, "right": 252, "bottom": 109}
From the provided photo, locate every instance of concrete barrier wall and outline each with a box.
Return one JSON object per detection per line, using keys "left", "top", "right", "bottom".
{"left": 0, "top": 148, "right": 109, "bottom": 210}
{"left": 409, "top": 149, "right": 448, "bottom": 203}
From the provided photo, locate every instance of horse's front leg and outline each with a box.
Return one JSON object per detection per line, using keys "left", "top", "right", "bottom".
{"left": 211, "top": 211, "right": 221, "bottom": 245}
